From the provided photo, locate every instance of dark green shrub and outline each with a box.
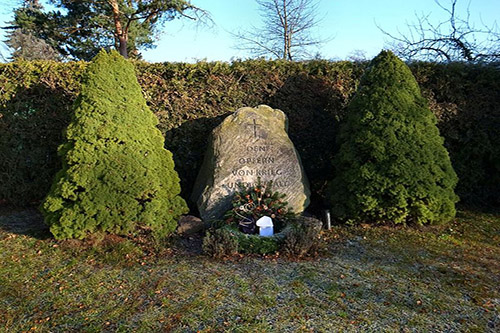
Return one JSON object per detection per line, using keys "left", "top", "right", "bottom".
{"left": 282, "top": 216, "right": 322, "bottom": 257}
{"left": 40, "top": 50, "right": 188, "bottom": 240}
{"left": 329, "top": 51, "right": 459, "bottom": 225}
{"left": 202, "top": 227, "right": 239, "bottom": 258}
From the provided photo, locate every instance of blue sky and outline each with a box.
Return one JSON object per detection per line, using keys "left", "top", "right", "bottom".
{"left": 1, "top": 0, "right": 499, "bottom": 62}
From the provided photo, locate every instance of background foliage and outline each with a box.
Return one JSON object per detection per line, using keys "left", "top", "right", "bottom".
{"left": 0, "top": 59, "right": 498, "bottom": 211}
{"left": 4, "top": 0, "right": 207, "bottom": 61}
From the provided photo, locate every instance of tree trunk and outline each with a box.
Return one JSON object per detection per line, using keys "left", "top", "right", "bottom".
{"left": 109, "top": 0, "right": 128, "bottom": 58}
{"left": 117, "top": 35, "right": 128, "bottom": 58}
{"left": 282, "top": 0, "right": 289, "bottom": 60}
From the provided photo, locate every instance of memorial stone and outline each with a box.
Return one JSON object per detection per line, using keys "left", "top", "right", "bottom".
{"left": 192, "top": 105, "right": 310, "bottom": 221}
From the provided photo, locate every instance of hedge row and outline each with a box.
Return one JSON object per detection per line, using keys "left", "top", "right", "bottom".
{"left": 0, "top": 60, "right": 499, "bottom": 209}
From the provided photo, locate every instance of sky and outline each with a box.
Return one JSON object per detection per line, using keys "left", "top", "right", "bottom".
{"left": 0, "top": 0, "right": 499, "bottom": 63}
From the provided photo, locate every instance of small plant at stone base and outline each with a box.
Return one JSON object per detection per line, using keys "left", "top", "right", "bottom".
{"left": 282, "top": 216, "right": 323, "bottom": 258}
{"left": 202, "top": 216, "right": 324, "bottom": 258}
{"left": 202, "top": 181, "right": 320, "bottom": 258}
{"left": 224, "top": 178, "right": 295, "bottom": 234}
{"left": 202, "top": 228, "right": 239, "bottom": 258}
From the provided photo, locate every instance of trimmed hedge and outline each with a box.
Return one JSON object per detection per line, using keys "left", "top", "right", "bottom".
{"left": 0, "top": 61, "right": 86, "bottom": 206}
{"left": 0, "top": 60, "right": 499, "bottom": 208}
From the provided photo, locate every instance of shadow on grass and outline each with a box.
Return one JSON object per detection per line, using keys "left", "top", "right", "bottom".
{"left": 0, "top": 205, "right": 51, "bottom": 240}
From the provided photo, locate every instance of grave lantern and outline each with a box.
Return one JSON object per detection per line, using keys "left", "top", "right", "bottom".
{"left": 256, "top": 216, "right": 274, "bottom": 237}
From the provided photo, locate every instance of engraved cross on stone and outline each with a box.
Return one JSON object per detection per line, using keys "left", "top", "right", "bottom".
{"left": 247, "top": 119, "right": 260, "bottom": 139}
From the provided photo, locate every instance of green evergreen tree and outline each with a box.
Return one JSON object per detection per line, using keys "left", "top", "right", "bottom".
{"left": 41, "top": 50, "right": 188, "bottom": 239}
{"left": 329, "top": 50, "right": 458, "bottom": 225}
{"left": 3, "top": 0, "right": 62, "bottom": 61}
{"left": 2, "top": 0, "right": 209, "bottom": 61}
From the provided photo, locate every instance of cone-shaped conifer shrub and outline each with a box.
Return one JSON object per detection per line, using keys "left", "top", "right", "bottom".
{"left": 329, "top": 50, "right": 458, "bottom": 225}
{"left": 41, "top": 50, "right": 188, "bottom": 239}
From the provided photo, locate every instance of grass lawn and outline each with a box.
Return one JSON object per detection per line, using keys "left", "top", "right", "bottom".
{"left": 0, "top": 207, "right": 499, "bottom": 332}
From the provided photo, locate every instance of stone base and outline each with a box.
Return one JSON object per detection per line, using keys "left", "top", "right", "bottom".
{"left": 177, "top": 215, "right": 204, "bottom": 235}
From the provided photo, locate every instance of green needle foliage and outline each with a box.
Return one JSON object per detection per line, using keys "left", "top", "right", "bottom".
{"left": 329, "top": 50, "right": 458, "bottom": 225}
{"left": 41, "top": 50, "right": 188, "bottom": 240}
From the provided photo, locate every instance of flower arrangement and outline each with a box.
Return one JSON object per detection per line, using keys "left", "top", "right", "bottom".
{"left": 224, "top": 178, "right": 294, "bottom": 234}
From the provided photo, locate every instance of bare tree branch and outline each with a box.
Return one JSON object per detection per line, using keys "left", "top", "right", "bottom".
{"left": 232, "top": 0, "right": 331, "bottom": 61}
{"left": 378, "top": 0, "right": 500, "bottom": 63}
{"left": 0, "top": 42, "right": 9, "bottom": 62}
